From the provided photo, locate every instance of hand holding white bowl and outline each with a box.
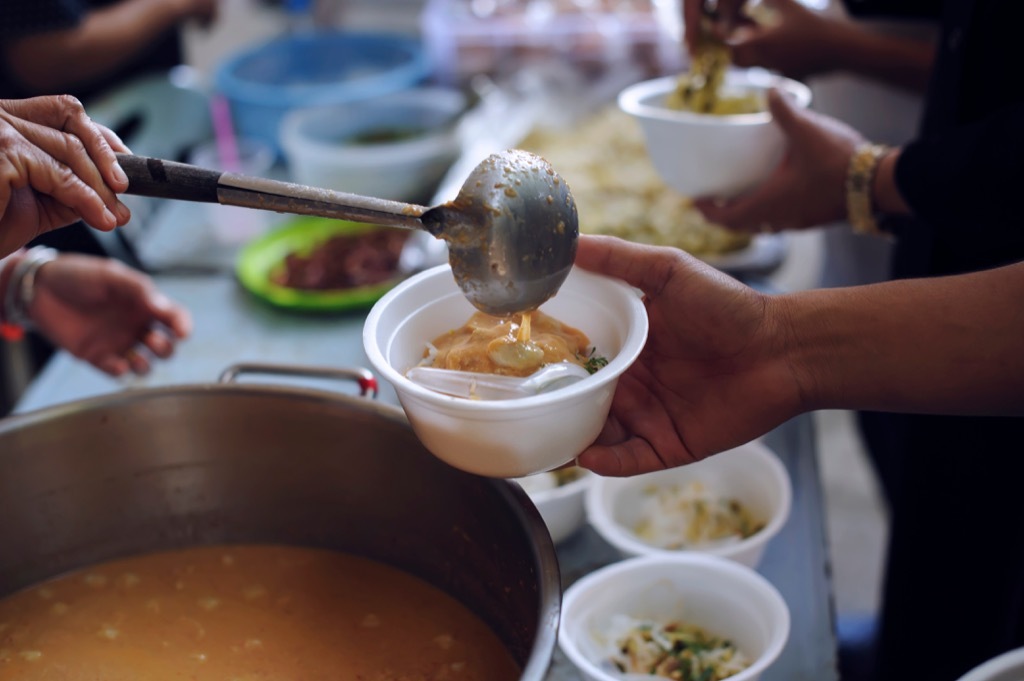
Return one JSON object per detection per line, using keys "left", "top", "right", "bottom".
{"left": 363, "top": 264, "right": 648, "bottom": 478}
{"left": 618, "top": 69, "right": 812, "bottom": 200}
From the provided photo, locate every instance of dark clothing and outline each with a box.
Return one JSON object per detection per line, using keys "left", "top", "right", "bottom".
{"left": 848, "top": 1, "right": 1024, "bottom": 680}
{"left": 0, "top": 0, "right": 181, "bottom": 103}
{"left": 895, "top": 0, "right": 1024, "bottom": 275}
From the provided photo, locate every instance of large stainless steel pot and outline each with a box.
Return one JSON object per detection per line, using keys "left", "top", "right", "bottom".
{"left": 0, "top": 364, "right": 560, "bottom": 679}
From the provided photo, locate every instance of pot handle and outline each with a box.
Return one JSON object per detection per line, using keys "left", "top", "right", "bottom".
{"left": 217, "top": 363, "right": 378, "bottom": 398}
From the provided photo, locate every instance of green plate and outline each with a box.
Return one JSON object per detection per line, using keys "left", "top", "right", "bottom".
{"left": 235, "top": 216, "right": 406, "bottom": 313}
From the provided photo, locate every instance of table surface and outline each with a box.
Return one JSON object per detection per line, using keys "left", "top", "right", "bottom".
{"left": 16, "top": 274, "right": 840, "bottom": 681}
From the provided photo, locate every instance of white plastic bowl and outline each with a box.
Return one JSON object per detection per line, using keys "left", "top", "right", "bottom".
{"left": 559, "top": 553, "right": 790, "bottom": 681}
{"left": 514, "top": 469, "right": 594, "bottom": 544}
{"left": 618, "top": 69, "right": 812, "bottom": 199}
{"left": 957, "top": 647, "right": 1024, "bottom": 681}
{"left": 280, "top": 87, "right": 466, "bottom": 202}
{"left": 363, "top": 264, "right": 648, "bottom": 478}
{"left": 586, "top": 440, "right": 792, "bottom": 568}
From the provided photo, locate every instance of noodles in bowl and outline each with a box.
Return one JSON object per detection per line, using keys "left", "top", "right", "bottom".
{"left": 559, "top": 554, "right": 790, "bottom": 681}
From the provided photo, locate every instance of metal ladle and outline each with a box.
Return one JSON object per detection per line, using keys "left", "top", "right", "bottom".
{"left": 116, "top": 149, "right": 579, "bottom": 315}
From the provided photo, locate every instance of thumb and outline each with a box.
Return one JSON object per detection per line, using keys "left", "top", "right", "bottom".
{"left": 766, "top": 86, "right": 806, "bottom": 137}
{"left": 144, "top": 289, "right": 193, "bottom": 340}
{"left": 761, "top": 0, "right": 799, "bottom": 14}
{"left": 575, "top": 234, "right": 688, "bottom": 295}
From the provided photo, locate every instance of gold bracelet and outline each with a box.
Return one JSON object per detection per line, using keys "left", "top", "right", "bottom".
{"left": 845, "top": 143, "right": 891, "bottom": 236}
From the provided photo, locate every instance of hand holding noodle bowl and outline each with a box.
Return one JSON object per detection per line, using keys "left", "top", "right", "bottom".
{"left": 520, "top": 109, "right": 752, "bottom": 257}
{"left": 363, "top": 264, "right": 648, "bottom": 477}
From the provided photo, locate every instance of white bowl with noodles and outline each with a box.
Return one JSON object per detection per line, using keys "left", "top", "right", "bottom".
{"left": 513, "top": 467, "right": 594, "bottom": 544}
{"left": 618, "top": 69, "right": 812, "bottom": 199}
{"left": 559, "top": 553, "right": 790, "bottom": 681}
{"left": 363, "top": 264, "right": 648, "bottom": 478}
{"left": 586, "top": 440, "right": 791, "bottom": 568}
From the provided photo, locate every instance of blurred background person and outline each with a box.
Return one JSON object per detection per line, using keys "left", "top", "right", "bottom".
{"left": 0, "top": 0, "right": 222, "bottom": 256}
{"left": 682, "top": 1, "right": 1024, "bottom": 680}
{"left": 0, "top": 0, "right": 219, "bottom": 103}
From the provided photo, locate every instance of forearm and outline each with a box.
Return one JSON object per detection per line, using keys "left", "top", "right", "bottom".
{"left": 777, "top": 263, "right": 1024, "bottom": 416}
{"left": 4, "top": 0, "right": 184, "bottom": 93}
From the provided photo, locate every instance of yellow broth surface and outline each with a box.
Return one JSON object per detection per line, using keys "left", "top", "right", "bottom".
{"left": 0, "top": 544, "right": 520, "bottom": 680}
{"left": 427, "top": 310, "right": 591, "bottom": 377}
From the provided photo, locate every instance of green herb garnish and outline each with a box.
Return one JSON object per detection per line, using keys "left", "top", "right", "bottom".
{"left": 577, "top": 347, "right": 609, "bottom": 374}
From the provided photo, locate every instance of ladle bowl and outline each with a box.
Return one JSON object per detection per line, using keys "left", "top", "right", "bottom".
{"left": 116, "top": 149, "right": 578, "bottom": 315}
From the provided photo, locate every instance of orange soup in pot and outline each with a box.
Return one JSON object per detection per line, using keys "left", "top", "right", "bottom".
{"left": 0, "top": 544, "right": 519, "bottom": 680}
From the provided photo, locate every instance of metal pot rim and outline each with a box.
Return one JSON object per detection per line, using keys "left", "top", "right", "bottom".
{"left": 0, "top": 381, "right": 405, "bottom": 434}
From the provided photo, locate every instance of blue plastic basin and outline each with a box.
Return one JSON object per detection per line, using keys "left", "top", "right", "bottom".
{"left": 215, "top": 31, "right": 431, "bottom": 154}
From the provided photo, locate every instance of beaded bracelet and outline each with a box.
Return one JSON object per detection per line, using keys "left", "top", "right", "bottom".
{"left": 845, "top": 143, "right": 892, "bottom": 237}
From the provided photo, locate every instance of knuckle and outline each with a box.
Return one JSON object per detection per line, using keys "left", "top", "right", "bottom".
{"left": 63, "top": 133, "right": 87, "bottom": 157}
{"left": 55, "top": 94, "right": 85, "bottom": 115}
{"left": 104, "top": 257, "right": 130, "bottom": 275}
{"left": 53, "top": 160, "right": 77, "bottom": 185}
{"left": 0, "top": 126, "right": 18, "bottom": 148}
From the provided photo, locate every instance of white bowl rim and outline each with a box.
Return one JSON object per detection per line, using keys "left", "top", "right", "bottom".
{"left": 558, "top": 552, "right": 791, "bottom": 681}
{"left": 956, "top": 647, "right": 1024, "bottom": 681}
{"left": 618, "top": 71, "right": 812, "bottom": 126}
{"left": 363, "top": 263, "right": 649, "bottom": 413}
{"left": 585, "top": 440, "right": 793, "bottom": 560}
{"left": 284, "top": 85, "right": 467, "bottom": 118}
{"left": 280, "top": 87, "right": 466, "bottom": 160}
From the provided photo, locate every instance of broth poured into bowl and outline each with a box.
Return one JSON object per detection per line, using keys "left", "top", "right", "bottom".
{"left": 0, "top": 545, "right": 520, "bottom": 680}
{"left": 421, "top": 310, "right": 600, "bottom": 378}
